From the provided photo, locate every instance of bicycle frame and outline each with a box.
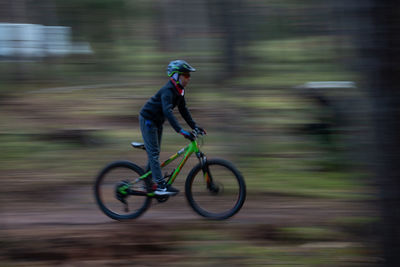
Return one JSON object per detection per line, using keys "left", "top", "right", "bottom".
{"left": 138, "top": 139, "right": 203, "bottom": 196}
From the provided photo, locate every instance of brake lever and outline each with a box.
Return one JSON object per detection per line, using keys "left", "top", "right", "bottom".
{"left": 192, "top": 130, "right": 199, "bottom": 137}
{"left": 194, "top": 128, "right": 205, "bottom": 136}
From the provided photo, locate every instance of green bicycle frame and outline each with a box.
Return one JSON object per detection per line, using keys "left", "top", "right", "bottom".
{"left": 139, "top": 139, "right": 201, "bottom": 195}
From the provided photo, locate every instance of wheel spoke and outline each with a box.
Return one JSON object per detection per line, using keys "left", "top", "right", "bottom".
{"left": 186, "top": 159, "right": 246, "bottom": 219}
{"left": 95, "top": 161, "right": 151, "bottom": 220}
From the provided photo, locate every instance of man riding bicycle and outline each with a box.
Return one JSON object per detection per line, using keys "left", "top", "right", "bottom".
{"left": 139, "top": 60, "right": 206, "bottom": 196}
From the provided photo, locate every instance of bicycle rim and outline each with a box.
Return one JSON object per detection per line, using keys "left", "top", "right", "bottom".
{"left": 186, "top": 159, "right": 246, "bottom": 220}
{"left": 95, "top": 161, "right": 151, "bottom": 220}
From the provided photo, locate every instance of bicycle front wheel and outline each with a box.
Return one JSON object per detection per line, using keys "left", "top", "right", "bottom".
{"left": 94, "top": 161, "right": 151, "bottom": 220}
{"left": 185, "top": 158, "right": 246, "bottom": 220}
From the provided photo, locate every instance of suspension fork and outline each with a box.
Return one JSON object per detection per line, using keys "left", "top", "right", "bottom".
{"left": 196, "top": 152, "right": 215, "bottom": 190}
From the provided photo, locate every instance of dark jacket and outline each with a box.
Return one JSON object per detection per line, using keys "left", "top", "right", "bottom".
{"left": 140, "top": 80, "right": 197, "bottom": 132}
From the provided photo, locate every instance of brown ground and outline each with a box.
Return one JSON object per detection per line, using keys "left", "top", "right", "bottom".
{"left": 1, "top": 187, "right": 379, "bottom": 266}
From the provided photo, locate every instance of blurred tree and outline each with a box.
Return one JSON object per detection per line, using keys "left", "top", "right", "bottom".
{"left": 210, "top": 0, "right": 243, "bottom": 79}
{"left": 154, "top": 0, "right": 182, "bottom": 52}
{"left": 1, "top": 0, "right": 39, "bottom": 82}
{"left": 56, "top": 0, "right": 127, "bottom": 42}
{"left": 358, "top": 0, "right": 400, "bottom": 265}
{"left": 55, "top": 0, "right": 128, "bottom": 63}
{"left": 153, "top": 0, "right": 246, "bottom": 81}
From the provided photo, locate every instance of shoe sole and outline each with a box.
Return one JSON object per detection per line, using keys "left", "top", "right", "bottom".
{"left": 154, "top": 191, "right": 179, "bottom": 196}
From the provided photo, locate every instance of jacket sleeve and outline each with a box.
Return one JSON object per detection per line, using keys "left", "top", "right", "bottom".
{"left": 178, "top": 98, "right": 197, "bottom": 129}
{"left": 161, "top": 90, "right": 183, "bottom": 133}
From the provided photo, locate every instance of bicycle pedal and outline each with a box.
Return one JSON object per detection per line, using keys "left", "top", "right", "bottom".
{"left": 156, "top": 195, "right": 169, "bottom": 203}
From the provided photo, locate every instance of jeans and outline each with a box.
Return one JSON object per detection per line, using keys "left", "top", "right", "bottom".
{"left": 139, "top": 115, "right": 163, "bottom": 184}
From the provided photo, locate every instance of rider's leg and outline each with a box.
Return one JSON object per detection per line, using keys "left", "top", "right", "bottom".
{"left": 144, "top": 124, "right": 163, "bottom": 173}
{"left": 139, "top": 116, "right": 163, "bottom": 185}
{"left": 140, "top": 116, "right": 179, "bottom": 195}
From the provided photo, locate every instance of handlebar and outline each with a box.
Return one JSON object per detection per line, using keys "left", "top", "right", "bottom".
{"left": 190, "top": 128, "right": 206, "bottom": 141}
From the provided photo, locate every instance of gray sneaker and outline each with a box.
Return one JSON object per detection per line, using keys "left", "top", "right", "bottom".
{"left": 154, "top": 182, "right": 179, "bottom": 196}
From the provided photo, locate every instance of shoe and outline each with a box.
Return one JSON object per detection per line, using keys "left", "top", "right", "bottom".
{"left": 154, "top": 182, "right": 179, "bottom": 196}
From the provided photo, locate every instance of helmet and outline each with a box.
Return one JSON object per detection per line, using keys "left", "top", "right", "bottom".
{"left": 167, "top": 60, "right": 196, "bottom": 77}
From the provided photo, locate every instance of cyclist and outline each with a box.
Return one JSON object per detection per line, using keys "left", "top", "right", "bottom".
{"left": 139, "top": 60, "right": 206, "bottom": 196}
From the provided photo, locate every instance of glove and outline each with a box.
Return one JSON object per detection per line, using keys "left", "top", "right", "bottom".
{"left": 194, "top": 126, "right": 206, "bottom": 135}
{"left": 180, "top": 129, "right": 195, "bottom": 140}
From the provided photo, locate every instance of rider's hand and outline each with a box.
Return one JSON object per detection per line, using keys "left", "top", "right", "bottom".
{"left": 180, "top": 129, "right": 195, "bottom": 140}
{"left": 194, "top": 126, "right": 206, "bottom": 135}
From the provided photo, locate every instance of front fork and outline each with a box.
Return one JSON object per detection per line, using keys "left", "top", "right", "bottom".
{"left": 196, "top": 152, "right": 218, "bottom": 193}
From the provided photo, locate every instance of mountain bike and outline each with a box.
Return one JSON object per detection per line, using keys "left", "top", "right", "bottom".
{"left": 94, "top": 130, "right": 246, "bottom": 220}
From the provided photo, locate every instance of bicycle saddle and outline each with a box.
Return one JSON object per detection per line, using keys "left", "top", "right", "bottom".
{"left": 131, "top": 142, "right": 145, "bottom": 150}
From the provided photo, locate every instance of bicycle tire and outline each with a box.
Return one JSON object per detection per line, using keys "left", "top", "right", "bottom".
{"left": 94, "top": 160, "right": 151, "bottom": 220}
{"left": 185, "top": 158, "right": 246, "bottom": 220}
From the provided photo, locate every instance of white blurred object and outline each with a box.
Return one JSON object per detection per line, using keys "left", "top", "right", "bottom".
{"left": 44, "top": 26, "right": 72, "bottom": 56}
{"left": 0, "top": 23, "right": 93, "bottom": 59}
{"left": 296, "top": 81, "right": 356, "bottom": 89}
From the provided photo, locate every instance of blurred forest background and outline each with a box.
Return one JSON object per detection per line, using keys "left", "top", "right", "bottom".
{"left": 1, "top": 0, "right": 399, "bottom": 266}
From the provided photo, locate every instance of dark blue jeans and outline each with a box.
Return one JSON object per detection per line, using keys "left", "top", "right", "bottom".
{"left": 139, "top": 115, "right": 163, "bottom": 184}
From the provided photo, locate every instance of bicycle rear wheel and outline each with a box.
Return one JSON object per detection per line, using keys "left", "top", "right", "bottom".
{"left": 185, "top": 158, "right": 246, "bottom": 220}
{"left": 94, "top": 161, "right": 151, "bottom": 220}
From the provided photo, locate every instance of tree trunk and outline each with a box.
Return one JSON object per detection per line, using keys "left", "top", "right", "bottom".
{"left": 360, "top": 0, "right": 400, "bottom": 265}
{"left": 207, "top": 0, "right": 243, "bottom": 80}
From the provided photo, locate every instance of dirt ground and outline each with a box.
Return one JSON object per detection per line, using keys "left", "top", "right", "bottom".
{"left": 0, "top": 187, "right": 380, "bottom": 266}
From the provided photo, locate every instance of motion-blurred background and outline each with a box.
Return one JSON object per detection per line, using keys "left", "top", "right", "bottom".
{"left": 1, "top": 0, "right": 399, "bottom": 266}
